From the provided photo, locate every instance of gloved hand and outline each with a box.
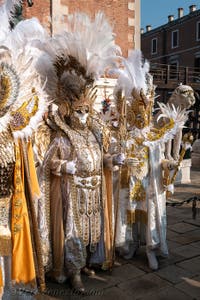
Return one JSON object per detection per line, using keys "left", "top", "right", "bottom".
{"left": 164, "top": 183, "right": 174, "bottom": 194}
{"left": 162, "top": 159, "right": 178, "bottom": 170}
{"left": 112, "top": 153, "right": 126, "bottom": 165}
{"left": 126, "top": 157, "right": 140, "bottom": 167}
{"left": 65, "top": 160, "right": 77, "bottom": 175}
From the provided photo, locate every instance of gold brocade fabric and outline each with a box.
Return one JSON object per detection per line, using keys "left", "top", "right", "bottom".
{"left": 11, "top": 141, "right": 37, "bottom": 287}
{"left": 130, "top": 180, "right": 146, "bottom": 202}
{"left": 120, "top": 165, "right": 129, "bottom": 188}
{"left": 127, "top": 209, "right": 147, "bottom": 225}
{"left": 0, "top": 195, "right": 12, "bottom": 255}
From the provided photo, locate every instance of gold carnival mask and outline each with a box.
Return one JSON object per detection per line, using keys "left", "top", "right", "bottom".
{"left": 128, "top": 88, "right": 154, "bottom": 129}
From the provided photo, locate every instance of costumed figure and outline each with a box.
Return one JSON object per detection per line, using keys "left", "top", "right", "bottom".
{"left": 156, "top": 84, "right": 195, "bottom": 161}
{"left": 0, "top": 0, "right": 47, "bottom": 297}
{"left": 35, "top": 12, "right": 121, "bottom": 293}
{"left": 113, "top": 50, "right": 189, "bottom": 270}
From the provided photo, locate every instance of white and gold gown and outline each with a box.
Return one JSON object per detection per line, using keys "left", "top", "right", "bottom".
{"left": 39, "top": 112, "right": 113, "bottom": 279}
{"left": 115, "top": 109, "right": 188, "bottom": 258}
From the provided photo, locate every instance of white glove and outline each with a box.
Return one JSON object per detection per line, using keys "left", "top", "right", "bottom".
{"left": 164, "top": 184, "right": 174, "bottom": 194}
{"left": 126, "top": 157, "right": 140, "bottom": 167}
{"left": 66, "top": 160, "right": 77, "bottom": 175}
{"left": 113, "top": 153, "right": 126, "bottom": 165}
{"left": 162, "top": 159, "right": 178, "bottom": 170}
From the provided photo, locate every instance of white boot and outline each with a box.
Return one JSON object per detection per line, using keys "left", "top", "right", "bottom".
{"left": 146, "top": 249, "right": 158, "bottom": 270}
{"left": 123, "top": 241, "right": 139, "bottom": 260}
{"left": 123, "top": 223, "right": 139, "bottom": 260}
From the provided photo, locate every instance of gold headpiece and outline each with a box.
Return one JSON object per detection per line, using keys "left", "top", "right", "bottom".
{"left": 54, "top": 55, "right": 98, "bottom": 116}
{"left": 127, "top": 88, "right": 154, "bottom": 129}
{"left": 72, "top": 86, "right": 97, "bottom": 111}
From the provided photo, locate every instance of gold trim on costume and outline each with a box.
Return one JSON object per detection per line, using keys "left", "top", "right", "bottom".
{"left": 10, "top": 93, "right": 39, "bottom": 131}
{"left": 130, "top": 180, "right": 146, "bottom": 201}
{"left": 147, "top": 119, "right": 174, "bottom": 141}
{"left": 127, "top": 209, "right": 147, "bottom": 225}
{"left": 11, "top": 141, "right": 37, "bottom": 287}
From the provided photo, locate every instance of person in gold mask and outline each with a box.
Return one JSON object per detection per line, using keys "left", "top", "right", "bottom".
{"left": 0, "top": 1, "right": 47, "bottom": 297}
{"left": 35, "top": 12, "right": 121, "bottom": 293}
{"left": 114, "top": 50, "right": 189, "bottom": 270}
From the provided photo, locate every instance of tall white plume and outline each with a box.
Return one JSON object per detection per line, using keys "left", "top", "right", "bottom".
{"left": 115, "top": 49, "right": 150, "bottom": 98}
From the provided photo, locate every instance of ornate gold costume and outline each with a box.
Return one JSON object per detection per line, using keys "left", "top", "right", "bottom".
{"left": 35, "top": 11, "right": 119, "bottom": 292}
{"left": 113, "top": 50, "right": 189, "bottom": 270}
{"left": 0, "top": 1, "right": 47, "bottom": 295}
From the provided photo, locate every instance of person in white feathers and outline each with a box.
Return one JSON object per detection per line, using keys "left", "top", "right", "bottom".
{"left": 113, "top": 50, "right": 189, "bottom": 270}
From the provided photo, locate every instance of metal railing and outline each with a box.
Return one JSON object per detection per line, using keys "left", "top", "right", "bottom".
{"left": 150, "top": 63, "right": 200, "bottom": 89}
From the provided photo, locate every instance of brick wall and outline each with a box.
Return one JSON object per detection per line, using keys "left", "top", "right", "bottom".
{"left": 23, "top": 0, "right": 51, "bottom": 33}
{"left": 22, "top": 0, "right": 140, "bottom": 57}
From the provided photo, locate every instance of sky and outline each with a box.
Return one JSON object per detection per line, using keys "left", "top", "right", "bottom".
{"left": 141, "top": 0, "right": 199, "bottom": 30}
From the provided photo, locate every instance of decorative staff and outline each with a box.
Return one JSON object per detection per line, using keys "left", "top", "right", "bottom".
{"left": 166, "top": 132, "right": 194, "bottom": 198}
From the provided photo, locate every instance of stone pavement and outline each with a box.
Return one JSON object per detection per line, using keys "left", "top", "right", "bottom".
{"left": 3, "top": 169, "right": 200, "bottom": 300}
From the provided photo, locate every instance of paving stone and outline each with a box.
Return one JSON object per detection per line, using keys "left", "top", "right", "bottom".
{"left": 184, "top": 216, "right": 200, "bottom": 227}
{"left": 81, "top": 287, "right": 134, "bottom": 300}
{"left": 176, "top": 256, "right": 200, "bottom": 275}
{"left": 167, "top": 228, "right": 180, "bottom": 240}
{"left": 136, "top": 286, "right": 193, "bottom": 300}
{"left": 167, "top": 240, "right": 182, "bottom": 250}
{"left": 156, "top": 265, "right": 195, "bottom": 284}
{"left": 166, "top": 215, "right": 184, "bottom": 225}
{"left": 166, "top": 206, "right": 184, "bottom": 217}
{"left": 40, "top": 281, "right": 75, "bottom": 300}
{"left": 175, "top": 275, "right": 200, "bottom": 299}
{"left": 118, "top": 273, "right": 171, "bottom": 299}
{"left": 158, "top": 252, "right": 185, "bottom": 268}
{"left": 170, "top": 244, "right": 200, "bottom": 259}
{"left": 110, "top": 263, "right": 145, "bottom": 282}
{"left": 190, "top": 241, "right": 200, "bottom": 249}
{"left": 168, "top": 222, "right": 199, "bottom": 233}
{"left": 81, "top": 270, "right": 120, "bottom": 289}
{"left": 168, "top": 229, "right": 200, "bottom": 245}
{"left": 178, "top": 210, "right": 200, "bottom": 223}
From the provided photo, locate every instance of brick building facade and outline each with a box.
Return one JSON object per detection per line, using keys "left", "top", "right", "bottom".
{"left": 141, "top": 4, "right": 200, "bottom": 78}
{"left": 0, "top": 0, "right": 141, "bottom": 112}
{"left": 141, "top": 4, "right": 200, "bottom": 139}
{"left": 21, "top": 0, "right": 141, "bottom": 111}
{"left": 22, "top": 0, "right": 141, "bottom": 57}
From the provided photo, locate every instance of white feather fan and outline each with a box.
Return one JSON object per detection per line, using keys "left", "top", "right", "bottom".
{"left": 0, "top": 0, "right": 48, "bottom": 138}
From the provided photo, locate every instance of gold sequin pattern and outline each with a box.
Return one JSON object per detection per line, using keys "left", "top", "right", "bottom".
{"left": 130, "top": 180, "right": 146, "bottom": 202}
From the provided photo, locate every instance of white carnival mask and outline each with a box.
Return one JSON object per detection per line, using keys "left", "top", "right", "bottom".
{"left": 73, "top": 106, "right": 89, "bottom": 125}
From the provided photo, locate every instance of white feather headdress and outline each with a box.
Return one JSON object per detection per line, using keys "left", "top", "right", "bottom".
{"left": 114, "top": 49, "right": 151, "bottom": 99}
{"left": 36, "top": 11, "right": 121, "bottom": 108}
{"left": 0, "top": 0, "right": 22, "bottom": 43}
{"left": 0, "top": 0, "right": 48, "bottom": 138}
